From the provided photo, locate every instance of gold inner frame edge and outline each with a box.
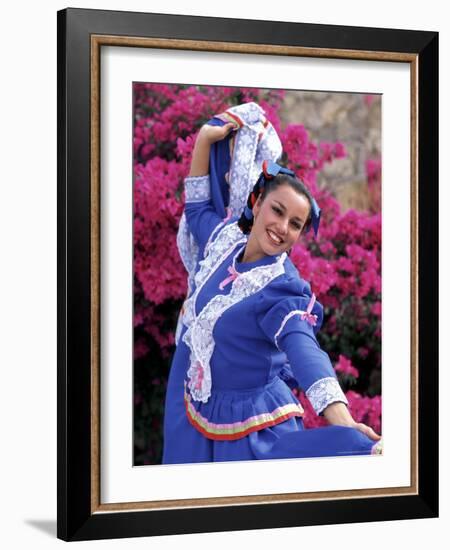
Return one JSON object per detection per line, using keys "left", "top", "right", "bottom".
{"left": 90, "top": 34, "right": 419, "bottom": 513}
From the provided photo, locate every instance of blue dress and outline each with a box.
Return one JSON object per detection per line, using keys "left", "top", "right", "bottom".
{"left": 162, "top": 175, "right": 381, "bottom": 464}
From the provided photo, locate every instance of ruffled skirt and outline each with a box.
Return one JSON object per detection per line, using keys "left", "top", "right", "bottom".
{"left": 162, "top": 339, "right": 381, "bottom": 464}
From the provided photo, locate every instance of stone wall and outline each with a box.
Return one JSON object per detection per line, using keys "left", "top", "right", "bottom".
{"left": 280, "top": 91, "right": 381, "bottom": 211}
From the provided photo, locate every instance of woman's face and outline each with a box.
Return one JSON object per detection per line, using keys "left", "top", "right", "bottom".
{"left": 249, "top": 183, "right": 310, "bottom": 260}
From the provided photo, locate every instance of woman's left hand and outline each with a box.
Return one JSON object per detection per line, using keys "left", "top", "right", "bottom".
{"left": 351, "top": 421, "right": 381, "bottom": 442}
{"left": 323, "top": 402, "right": 381, "bottom": 442}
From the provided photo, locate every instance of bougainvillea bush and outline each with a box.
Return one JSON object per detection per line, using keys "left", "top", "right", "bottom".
{"left": 133, "top": 84, "right": 382, "bottom": 464}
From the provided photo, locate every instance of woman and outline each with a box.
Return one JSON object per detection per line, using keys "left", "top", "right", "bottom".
{"left": 162, "top": 118, "right": 382, "bottom": 464}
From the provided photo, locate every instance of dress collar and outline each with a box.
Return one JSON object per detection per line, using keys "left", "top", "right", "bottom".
{"left": 233, "top": 243, "right": 281, "bottom": 273}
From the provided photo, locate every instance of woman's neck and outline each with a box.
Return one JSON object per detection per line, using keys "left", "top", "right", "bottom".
{"left": 240, "top": 234, "right": 265, "bottom": 263}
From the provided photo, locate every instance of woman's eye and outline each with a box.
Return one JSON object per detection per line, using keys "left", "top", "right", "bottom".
{"left": 272, "top": 206, "right": 282, "bottom": 215}
{"left": 291, "top": 222, "right": 302, "bottom": 230}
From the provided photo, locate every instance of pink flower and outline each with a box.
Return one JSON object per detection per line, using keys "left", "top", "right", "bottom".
{"left": 335, "top": 355, "right": 360, "bottom": 378}
{"left": 358, "top": 347, "right": 369, "bottom": 359}
{"left": 346, "top": 391, "right": 382, "bottom": 434}
{"left": 134, "top": 338, "right": 149, "bottom": 360}
{"left": 296, "top": 390, "right": 329, "bottom": 428}
{"left": 371, "top": 302, "right": 382, "bottom": 316}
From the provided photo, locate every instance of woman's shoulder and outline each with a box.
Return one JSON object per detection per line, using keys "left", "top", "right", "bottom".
{"left": 268, "top": 256, "right": 313, "bottom": 297}
{"left": 253, "top": 257, "right": 315, "bottom": 314}
{"left": 256, "top": 257, "right": 324, "bottom": 333}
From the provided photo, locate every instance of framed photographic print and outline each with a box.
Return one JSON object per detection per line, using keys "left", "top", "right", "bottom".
{"left": 57, "top": 7, "right": 438, "bottom": 541}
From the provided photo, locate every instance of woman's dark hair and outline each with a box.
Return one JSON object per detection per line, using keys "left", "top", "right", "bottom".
{"left": 237, "top": 173, "right": 315, "bottom": 235}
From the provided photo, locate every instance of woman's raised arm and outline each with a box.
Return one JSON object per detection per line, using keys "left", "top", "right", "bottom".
{"left": 182, "top": 122, "right": 238, "bottom": 256}
{"left": 188, "top": 122, "right": 237, "bottom": 176}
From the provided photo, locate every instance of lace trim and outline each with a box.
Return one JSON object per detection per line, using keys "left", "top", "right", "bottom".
{"left": 220, "top": 103, "right": 282, "bottom": 218}
{"left": 216, "top": 102, "right": 263, "bottom": 127}
{"left": 182, "top": 222, "right": 287, "bottom": 403}
{"left": 229, "top": 124, "right": 283, "bottom": 216}
{"left": 228, "top": 126, "right": 260, "bottom": 217}
{"left": 273, "top": 308, "right": 318, "bottom": 349}
{"left": 181, "top": 222, "right": 246, "bottom": 401}
{"left": 184, "top": 385, "right": 304, "bottom": 441}
{"left": 185, "top": 175, "right": 211, "bottom": 202}
{"left": 306, "top": 376, "right": 349, "bottom": 415}
{"left": 176, "top": 212, "right": 199, "bottom": 282}
{"left": 203, "top": 217, "right": 228, "bottom": 259}
{"left": 185, "top": 223, "right": 246, "bottom": 313}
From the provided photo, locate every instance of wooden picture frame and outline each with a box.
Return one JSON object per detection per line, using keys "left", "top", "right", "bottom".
{"left": 57, "top": 7, "right": 438, "bottom": 541}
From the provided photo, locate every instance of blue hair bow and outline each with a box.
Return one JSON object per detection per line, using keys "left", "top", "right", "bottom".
{"left": 263, "top": 160, "right": 295, "bottom": 179}
{"left": 307, "top": 197, "right": 321, "bottom": 238}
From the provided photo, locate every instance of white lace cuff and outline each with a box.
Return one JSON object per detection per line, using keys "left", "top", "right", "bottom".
{"left": 185, "top": 175, "right": 211, "bottom": 202}
{"left": 306, "top": 377, "right": 349, "bottom": 416}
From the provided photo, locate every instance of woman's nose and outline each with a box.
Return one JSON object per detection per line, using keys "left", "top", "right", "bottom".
{"left": 277, "top": 218, "right": 288, "bottom": 235}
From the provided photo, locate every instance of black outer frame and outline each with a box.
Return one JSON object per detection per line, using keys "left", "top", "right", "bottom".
{"left": 57, "top": 7, "right": 438, "bottom": 542}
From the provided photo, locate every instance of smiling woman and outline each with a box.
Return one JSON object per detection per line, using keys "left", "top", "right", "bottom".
{"left": 162, "top": 102, "right": 382, "bottom": 464}
{"left": 240, "top": 175, "right": 313, "bottom": 262}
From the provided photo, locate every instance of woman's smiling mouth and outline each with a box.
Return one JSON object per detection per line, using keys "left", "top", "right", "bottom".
{"left": 266, "top": 229, "right": 283, "bottom": 246}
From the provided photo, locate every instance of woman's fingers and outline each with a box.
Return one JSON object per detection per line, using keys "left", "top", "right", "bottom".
{"left": 223, "top": 122, "right": 239, "bottom": 135}
{"left": 356, "top": 422, "right": 382, "bottom": 441}
{"left": 199, "top": 122, "right": 238, "bottom": 144}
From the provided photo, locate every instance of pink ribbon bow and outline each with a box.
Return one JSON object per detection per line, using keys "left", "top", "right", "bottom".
{"left": 223, "top": 207, "right": 232, "bottom": 223}
{"left": 300, "top": 293, "right": 318, "bottom": 326}
{"left": 193, "top": 361, "right": 204, "bottom": 391}
{"left": 219, "top": 265, "right": 239, "bottom": 290}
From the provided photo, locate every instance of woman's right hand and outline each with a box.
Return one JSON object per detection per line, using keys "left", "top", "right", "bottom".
{"left": 198, "top": 122, "right": 238, "bottom": 144}
{"left": 188, "top": 122, "right": 238, "bottom": 177}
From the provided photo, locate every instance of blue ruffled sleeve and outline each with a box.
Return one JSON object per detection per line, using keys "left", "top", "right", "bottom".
{"left": 256, "top": 275, "right": 349, "bottom": 416}
{"left": 183, "top": 175, "right": 224, "bottom": 258}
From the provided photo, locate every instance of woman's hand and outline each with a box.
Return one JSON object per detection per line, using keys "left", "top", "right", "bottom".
{"left": 350, "top": 421, "right": 381, "bottom": 442}
{"left": 188, "top": 122, "right": 238, "bottom": 176}
{"left": 198, "top": 122, "right": 238, "bottom": 144}
{"left": 323, "top": 402, "right": 381, "bottom": 441}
